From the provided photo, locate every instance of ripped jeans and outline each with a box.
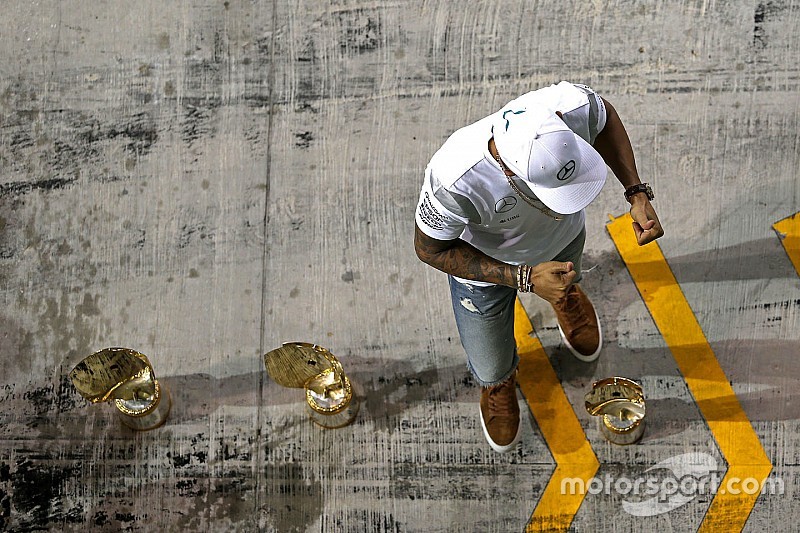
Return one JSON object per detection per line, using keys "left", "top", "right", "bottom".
{"left": 447, "top": 228, "right": 586, "bottom": 387}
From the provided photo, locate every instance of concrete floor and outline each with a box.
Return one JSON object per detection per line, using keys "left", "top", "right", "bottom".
{"left": 1, "top": 0, "right": 798, "bottom": 531}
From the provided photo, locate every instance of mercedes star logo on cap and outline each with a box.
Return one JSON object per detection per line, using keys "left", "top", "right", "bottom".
{"left": 557, "top": 160, "right": 576, "bottom": 181}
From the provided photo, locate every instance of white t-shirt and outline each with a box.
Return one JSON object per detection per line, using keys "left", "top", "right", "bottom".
{"left": 415, "top": 82, "right": 608, "bottom": 286}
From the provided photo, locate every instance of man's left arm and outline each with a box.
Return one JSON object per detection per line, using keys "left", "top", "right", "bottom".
{"left": 592, "top": 97, "right": 664, "bottom": 246}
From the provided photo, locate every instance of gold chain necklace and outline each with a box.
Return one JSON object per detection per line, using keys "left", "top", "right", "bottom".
{"left": 494, "top": 155, "right": 563, "bottom": 221}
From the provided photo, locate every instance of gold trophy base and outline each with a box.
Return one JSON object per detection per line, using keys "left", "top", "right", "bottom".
{"left": 600, "top": 414, "right": 645, "bottom": 445}
{"left": 305, "top": 370, "right": 360, "bottom": 429}
{"left": 114, "top": 381, "right": 172, "bottom": 431}
{"left": 585, "top": 377, "right": 646, "bottom": 446}
{"left": 307, "top": 397, "right": 360, "bottom": 429}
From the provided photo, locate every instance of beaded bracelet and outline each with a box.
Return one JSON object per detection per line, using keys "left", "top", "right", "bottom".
{"left": 516, "top": 264, "right": 534, "bottom": 293}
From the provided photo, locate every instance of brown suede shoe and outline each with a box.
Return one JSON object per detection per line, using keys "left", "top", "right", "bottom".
{"left": 479, "top": 371, "right": 521, "bottom": 453}
{"left": 552, "top": 284, "right": 602, "bottom": 362}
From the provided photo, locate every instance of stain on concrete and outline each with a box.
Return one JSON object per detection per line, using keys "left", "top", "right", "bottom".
{"left": 178, "top": 221, "right": 214, "bottom": 249}
{"left": 336, "top": 8, "right": 382, "bottom": 52}
{"left": 753, "top": 2, "right": 771, "bottom": 48}
{"left": 294, "top": 130, "right": 313, "bottom": 149}
{"left": 8, "top": 459, "right": 79, "bottom": 530}
{"left": 182, "top": 103, "right": 215, "bottom": 147}
{"left": 341, "top": 270, "right": 361, "bottom": 283}
{"left": 0, "top": 177, "right": 76, "bottom": 198}
{"left": 157, "top": 32, "right": 170, "bottom": 50}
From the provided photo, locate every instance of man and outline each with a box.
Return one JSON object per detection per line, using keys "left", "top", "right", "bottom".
{"left": 413, "top": 81, "right": 663, "bottom": 453}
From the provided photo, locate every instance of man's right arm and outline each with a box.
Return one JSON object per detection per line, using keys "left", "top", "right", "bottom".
{"left": 414, "top": 225, "right": 578, "bottom": 304}
{"left": 414, "top": 225, "right": 517, "bottom": 286}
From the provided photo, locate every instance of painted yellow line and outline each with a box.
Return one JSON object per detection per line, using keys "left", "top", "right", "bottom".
{"left": 773, "top": 212, "right": 800, "bottom": 274}
{"left": 515, "top": 298, "right": 599, "bottom": 532}
{"left": 607, "top": 213, "right": 772, "bottom": 532}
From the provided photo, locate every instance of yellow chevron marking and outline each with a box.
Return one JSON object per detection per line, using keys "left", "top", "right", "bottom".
{"left": 607, "top": 213, "right": 772, "bottom": 532}
{"left": 515, "top": 298, "right": 599, "bottom": 532}
{"left": 773, "top": 212, "right": 800, "bottom": 274}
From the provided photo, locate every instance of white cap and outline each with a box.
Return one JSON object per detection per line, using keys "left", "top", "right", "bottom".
{"left": 492, "top": 103, "right": 607, "bottom": 215}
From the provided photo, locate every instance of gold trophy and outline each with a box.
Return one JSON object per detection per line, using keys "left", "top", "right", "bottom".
{"left": 584, "top": 377, "right": 646, "bottom": 445}
{"left": 69, "top": 347, "right": 172, "bottom": 431}
{"left": 263, "top": 342, "right": 359, "bottom": 429}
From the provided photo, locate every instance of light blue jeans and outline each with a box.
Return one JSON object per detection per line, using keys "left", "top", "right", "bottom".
{"left": 448, "top": 228, "right": 586, "bottom": 387}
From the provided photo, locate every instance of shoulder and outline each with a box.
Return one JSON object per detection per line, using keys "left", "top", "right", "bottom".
{"left": 427, "top": 114, "right": 495, "bottom": 188}
{"left": 541, "top": 82, "right": 607, "bottom": 143}
{"left": 542, "top": 81, "right": 600, "bottom": 110}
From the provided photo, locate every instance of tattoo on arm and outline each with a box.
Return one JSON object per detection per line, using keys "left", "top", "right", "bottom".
{"left": 414, "top": 226, "right": 516, "bottom": 287}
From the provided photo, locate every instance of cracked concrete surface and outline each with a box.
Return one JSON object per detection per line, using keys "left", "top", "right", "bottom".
{"left": 1, "top": 1, "right": 799, "bottom": 531}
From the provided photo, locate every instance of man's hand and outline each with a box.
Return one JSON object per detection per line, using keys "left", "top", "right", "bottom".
{"left": 629, "top": 195, "right": 664, "bottom": 246}
{"left": 531, "top": 261, "right": 577, "bottom": 305}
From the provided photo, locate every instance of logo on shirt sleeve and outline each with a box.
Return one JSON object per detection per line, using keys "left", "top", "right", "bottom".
{"left": 418, "top": 192, "right": 447, "bottom": 230}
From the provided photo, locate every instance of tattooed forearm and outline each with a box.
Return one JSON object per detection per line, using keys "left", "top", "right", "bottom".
{"left": 414, "top": 226, "right": 516, "bottom": 287}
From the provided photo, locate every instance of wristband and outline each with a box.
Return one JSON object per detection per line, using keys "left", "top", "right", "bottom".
{"left": 624, "top": 183, "right": 654, "bottom": 202}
